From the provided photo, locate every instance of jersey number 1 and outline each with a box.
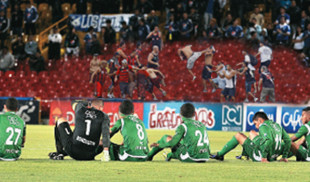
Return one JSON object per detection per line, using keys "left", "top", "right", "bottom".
{"left": 5, "top": 127, "right": 21, "bottom": 145}
{"left": 85, "top": 120, "right": 91, "bottom": 136}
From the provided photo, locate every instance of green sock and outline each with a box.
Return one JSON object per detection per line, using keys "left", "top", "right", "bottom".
{"left": 147, "top": 135, "right": 170, "bottom": 161}
{"left": 218, "top": 136, "right": 239, "bottom": 156}
{"left": 147, "top": 146, "right": 163, "bottom": 161}
{"left": 241, "top": 148, "right": 247, "bottom": 156}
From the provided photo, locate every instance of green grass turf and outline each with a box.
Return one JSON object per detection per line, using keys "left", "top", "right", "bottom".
{"left": 0, "top": 125, "right": 309, "bottom": 182}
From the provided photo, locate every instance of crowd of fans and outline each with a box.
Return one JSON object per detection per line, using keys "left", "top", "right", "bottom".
{"left": 1, "top": 0, "right": 310, "bottom": 74}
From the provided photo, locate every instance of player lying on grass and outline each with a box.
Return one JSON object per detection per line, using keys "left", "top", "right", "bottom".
{"left": 289, "top": 107, "right": 310, "bottom": 161}
{"left": 109, "top": 100, "right": 149, "bottom": 161}
{"left": 177, "top": 45, "right": 215, "bottom": 81}
{"left": 49, "top": 100, "right": 111, "bottom": 161}
{"left": 147, "top": 103, "right": 210, "bottom": 162}
{"left": 0, "top": 98, "right": 26, "bottom": 161}
{"left": 211, "top": 112, "right": 291, "bottom": 162}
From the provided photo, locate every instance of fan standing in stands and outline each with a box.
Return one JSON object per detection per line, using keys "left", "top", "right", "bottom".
{"left": 220, "top": 64, "right": 237, "bottom": 102}
{"left": 178, "top": 45, "right": 214, "bottom": 81}
{"left": 146, "top": 26, "right": 163, "bottom": 50}
{"left": 258, "top": 66, "right": 275, "bottom": 102}
{"left": 89, "top": 54, "right": 108, "bottom": 98}
{"left": 115, "top": 59, "right": 139, "bottom": 99}
{"left": 147, "top": 45, "right": 160, "bottom": 69}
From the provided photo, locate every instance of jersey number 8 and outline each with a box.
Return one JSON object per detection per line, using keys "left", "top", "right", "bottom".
{"left": 136, "top": 124, "right": 144, "bottom": 140}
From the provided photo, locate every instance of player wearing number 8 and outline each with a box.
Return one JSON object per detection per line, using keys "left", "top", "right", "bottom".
{"left": 109, "top": 100, "right": 149, "bottom": 161}
{"left": 147, "top": 103, "right": 210, "bottom": 162}
{"left": 0, "top": 97, "right": 26, "bottom": 161}
{"left": 211, "top": 112, "right": 291, "bottom": 162}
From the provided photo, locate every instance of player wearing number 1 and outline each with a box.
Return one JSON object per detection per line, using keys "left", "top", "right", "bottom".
{"left": 211, "top": 112, "right": 291, "bottom": 162}
{"left": 147, "top": 103, "right": 210, "bottom": 162}
{"left": 109, "top": 100, "right": 149, "bottom": 161}
{"left": 0, "top": 98, "right": 26, "bottom": 161}
{"left": 49, "top": 100, "right": 110, "bottom": 161}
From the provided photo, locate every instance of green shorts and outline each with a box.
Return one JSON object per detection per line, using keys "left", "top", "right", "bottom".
{"left": 109, "top": 143, "right": 147, "bottom": 162}
{"left": 297, "top": 145, "right": 310, "bottom": 161}
{"left": 169, "top": 145, "right": 209, "bottom": 163}
{"left": 242, "top": 138, "right": 262, "bottom": 162}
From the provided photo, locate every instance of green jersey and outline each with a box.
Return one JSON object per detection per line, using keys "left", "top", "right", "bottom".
{"left": 0, "top": 111, "right": 25, "bottom": 160}
{"left": 159, "top": 118, "right": 210, "bottom": 161}
{"left": 294, "top": 122, "right": 310, "bottom": 155}
{"left": 258, "top": 120, "right": 291, "bottom": 160}
{"left": 110, "top": 115, "right": 149, "bottom": 158}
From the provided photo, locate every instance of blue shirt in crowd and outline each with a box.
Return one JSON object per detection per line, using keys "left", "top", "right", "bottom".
{"left": 275, "top": 23, "right": 291, "bottom": 41}
{"left": 24, "top": 5, "right": 38, "bottom": 23}
{"left": 225, "top": 25, "right": 244, "bottom": 38}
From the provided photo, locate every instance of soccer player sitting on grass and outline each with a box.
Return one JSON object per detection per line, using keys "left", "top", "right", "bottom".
{"left": 211, "top": 112, "right": 291, "bottom": 162}
{"left": 147, "top": 103, "right": 210, "bottom": 162}
{"left": 0, "top": 98, "right": 26, "bottom": 161}
{"left": 109, "top": 100, "right": 149, "bottom": 161}
{"left": 49, "top": 100, "right": 111, "bottom": 161}
{"left": 289, "top": 107, "right": 310, "bottom": 161}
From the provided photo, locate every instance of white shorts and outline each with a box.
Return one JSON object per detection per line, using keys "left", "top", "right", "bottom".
{"left": 187, "top": 52, "right": 202, "bottom": 69}
{"left": 212, "top": 77, "right": 226, "bottom": 90}
{"left": 66, "top": 47, "right": 79, "bottom": 56}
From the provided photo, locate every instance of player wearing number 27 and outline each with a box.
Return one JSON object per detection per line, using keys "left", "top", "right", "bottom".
{"left": 0, "top": 98, "right": 26, "bottom": 161}
{"left": 147, "top": 103, "right": 210, "bottom": 162}
{"left": 109, "top": 100, "right": 149, "bottom": 161}
{"left": 211, "top": 112, "right": 291, "bottom": 162}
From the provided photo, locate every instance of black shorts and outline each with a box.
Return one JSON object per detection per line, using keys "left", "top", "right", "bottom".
{"left": 58, "top": 122, "right": 96, "bottom": 160}
{"left": 202, "top": 65, "right": 212, "bottom": 80}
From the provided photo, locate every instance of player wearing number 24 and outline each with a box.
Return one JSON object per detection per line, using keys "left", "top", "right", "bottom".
{"left": 147, "top": 103, "right": 211, "bottom": 162}
{"left": 0, "top": 98, "right": 26, "bottom": 161}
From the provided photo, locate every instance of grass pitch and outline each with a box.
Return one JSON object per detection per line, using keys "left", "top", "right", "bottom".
{"left": 0, "top": 125, "right": 309, "bottom": 182}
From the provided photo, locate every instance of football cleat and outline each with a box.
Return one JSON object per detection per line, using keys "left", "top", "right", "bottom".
{"left": 236, "top": 155, "right": 250, "bottom": 160}
{"left": 48, "top": 152, "right": 64, "bottom": 160}
{"left": 210, "top": 153, "right": 224, "bottom": 161}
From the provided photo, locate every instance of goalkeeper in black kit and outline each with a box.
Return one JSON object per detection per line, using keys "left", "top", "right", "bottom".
{"left": 49, "top": 100, "right": 111, "bottom": 161}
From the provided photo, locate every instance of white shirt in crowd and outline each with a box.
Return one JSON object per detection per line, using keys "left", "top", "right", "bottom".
{"left": 48, "top": 33, "right": 62, "bottom": 43}
{"left": 293, "top": 33, "right": 304, "bottom": 51}
{"left": 224, "top": 70, "right": 237, "bottom": 89}
{"left": 258, "top": 45, "right": 272, "bottom": 63}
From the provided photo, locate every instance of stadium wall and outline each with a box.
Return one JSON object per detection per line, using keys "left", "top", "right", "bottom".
{"left": 48, "top": 100, "right": 308, "bottom": 134}
{"left": 0, "top": 97, "right": 40, "bottom": 124}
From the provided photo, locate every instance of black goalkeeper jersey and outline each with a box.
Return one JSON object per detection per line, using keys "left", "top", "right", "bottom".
{"left": 72, "top": 103, "right": 110, "bottom": 152}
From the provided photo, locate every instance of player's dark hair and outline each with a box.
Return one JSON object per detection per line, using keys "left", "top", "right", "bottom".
{"left": 119, "top": 100, "right": 134, "bottom": 115}
{"left": 303, "top": 107, "right": 310, "bottom": 112}
{"left": 180, "top": 103, "right": 195, "bottom": 118}
{"left": 5, "top": 97, "right": 19, "bottom": 111}
{"left": 253, "top": 112, "right": 269, "bottom": 121}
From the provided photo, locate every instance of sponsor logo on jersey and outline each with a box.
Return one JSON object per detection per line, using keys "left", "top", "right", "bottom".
{"left": 222, "top": 105, "right": 243, "bottom": 131}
